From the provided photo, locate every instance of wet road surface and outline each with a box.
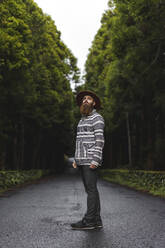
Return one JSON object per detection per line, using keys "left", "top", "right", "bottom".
{"left": 0, "top": 168, "right": 165, "bottom": 248}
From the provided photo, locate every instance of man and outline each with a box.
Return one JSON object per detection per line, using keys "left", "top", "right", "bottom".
{"left": 71, "top": 90, "right": 105, "bottom": 230}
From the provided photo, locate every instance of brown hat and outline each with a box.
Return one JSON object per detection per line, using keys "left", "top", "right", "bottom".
{"left": 76, "top": 90, "right": 101, "bottom": 110}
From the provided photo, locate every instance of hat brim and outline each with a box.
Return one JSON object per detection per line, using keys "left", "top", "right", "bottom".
{"left": 76, "top": 90, "right": 101, "bottom": 110}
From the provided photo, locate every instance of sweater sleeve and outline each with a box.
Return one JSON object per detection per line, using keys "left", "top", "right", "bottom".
{"left": 91, "top": 115, "right": 105, "bottom": 167}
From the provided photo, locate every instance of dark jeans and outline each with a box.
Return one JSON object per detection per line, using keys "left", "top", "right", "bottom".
{"left": 79, "top": 165, "right": 101, "bottom": 224}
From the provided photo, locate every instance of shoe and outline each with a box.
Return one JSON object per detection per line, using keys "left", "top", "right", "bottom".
{"left": 95, "top": 219, "right": 103, "bottom": 229}
{"left": 71, "top": 219, "right": 96, "bottom": 230}
{"left": 95, "top": 223, "right": 103, "bottom": 229}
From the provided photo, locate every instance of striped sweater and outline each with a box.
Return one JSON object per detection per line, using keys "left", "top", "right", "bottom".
{"left": 74, "top": 109, "right": 105, "bottom": 167}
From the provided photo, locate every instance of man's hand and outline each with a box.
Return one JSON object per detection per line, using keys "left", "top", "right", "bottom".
{"left": 89, "top": 164, "right": 97, "bottom": 169}
{"left": 72, "top": 161, "right": 77, "bottom": 169}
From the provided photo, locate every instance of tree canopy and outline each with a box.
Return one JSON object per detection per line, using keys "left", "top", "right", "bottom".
{"left": 82, "top": 0, "right": 165, "bottom": 170}
{"left": 0, "top": 0, "right": 79, "bottom": 171}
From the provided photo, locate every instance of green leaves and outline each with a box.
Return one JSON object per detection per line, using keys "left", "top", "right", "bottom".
{"left": 0, "top": 170, "right": 50, "bottom": 191}
{"left": 0, "top": 0, "right": 79, "bottom": 170}
{"left": 100, "top": 169, "right": 165, "bottom": 197}
{"left": 84, "top": 0, "right": 165, "bottom": 170}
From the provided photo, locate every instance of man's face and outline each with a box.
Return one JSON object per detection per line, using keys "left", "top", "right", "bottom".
{"left": 80, "top": 95, "right": 95, "bottom": 116}
{"left": 82, "top": 95, "right": 95, "bottom": 108}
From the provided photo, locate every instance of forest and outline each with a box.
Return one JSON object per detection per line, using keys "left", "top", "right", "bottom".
{"left": 0, "top": 0, "right": 79, "bottom": 172}
{"left": 79, "top": 0, "right": 165, "bottom": 171}
{"left": 0, "top": 0, "right": 165, "bottom": 172}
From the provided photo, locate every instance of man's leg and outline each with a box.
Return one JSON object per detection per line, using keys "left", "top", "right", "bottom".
{"left": 80, "top": 166, "right": 101, "bottom": 224}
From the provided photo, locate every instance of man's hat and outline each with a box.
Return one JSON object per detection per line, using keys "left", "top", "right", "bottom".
{"left": 76, "top": 90, "right": 101, "bottom": 110}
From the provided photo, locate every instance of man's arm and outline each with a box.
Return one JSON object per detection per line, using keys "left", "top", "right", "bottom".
{"left": 90, "top": 115, "right": 105, "bottom": 168}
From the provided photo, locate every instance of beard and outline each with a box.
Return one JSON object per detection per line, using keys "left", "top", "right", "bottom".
{"left": 80, "top": 103, "right": 94, "bottom": 116}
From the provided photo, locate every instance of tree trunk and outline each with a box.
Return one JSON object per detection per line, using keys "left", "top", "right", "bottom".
{"left": 126, "top": 112, "right": 132, "bottom": 168}
{"left": 18, "top": 117, "right": 25, "bottom": 170}
{"left": 13, "top": 134, "right": 18, "bottom": 170}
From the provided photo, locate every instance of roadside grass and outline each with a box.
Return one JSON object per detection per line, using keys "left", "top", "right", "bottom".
{"left": 0, "top": 170, "right": 51, "bottom": 194}
{"left": 100, "top": 169, "right": 165, "bottom": 198}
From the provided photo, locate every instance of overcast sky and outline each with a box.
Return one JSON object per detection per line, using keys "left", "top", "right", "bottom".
{"left": 34, "top": 0, "right": 109, "bottom": 78}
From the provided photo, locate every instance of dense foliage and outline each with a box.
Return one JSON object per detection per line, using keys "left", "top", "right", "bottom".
{"left": 0, "top": 0, "right": 79, "bottom": 171}
{"left": 82, "top": 0, "right": 165, "bottom": 170}
{"left": 0, "top": 169, "right": 50, "bottom": 192}
{"left": 100, "top": 169, "right": 165, "bottom": 197}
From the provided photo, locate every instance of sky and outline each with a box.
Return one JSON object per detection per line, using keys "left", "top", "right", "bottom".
{"left": 34, "top": 0, "right": 109, "bottom": 80}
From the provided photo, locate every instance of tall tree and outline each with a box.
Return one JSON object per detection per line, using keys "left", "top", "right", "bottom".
{"left": 0, "top": 0, "right": 80, "bottom": 171}
{"left": 83, "top": 0, "right": 165, "bottom": 170}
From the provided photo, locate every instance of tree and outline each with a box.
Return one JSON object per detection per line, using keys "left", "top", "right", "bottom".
{"left": 0, "top": 0, "right": 80, "bottom": 171}
{"left": 83, "top": 0, "right": 165, "bottom": 170}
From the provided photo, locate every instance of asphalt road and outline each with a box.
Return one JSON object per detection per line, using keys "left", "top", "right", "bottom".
{"left": 0, "top": 168, "right": 165, "bottom": 248}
